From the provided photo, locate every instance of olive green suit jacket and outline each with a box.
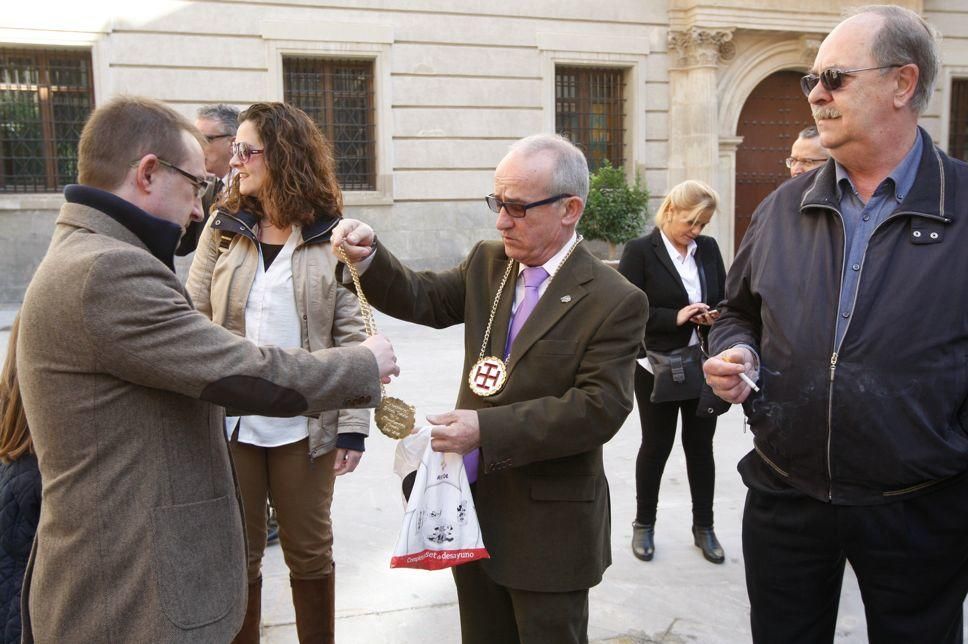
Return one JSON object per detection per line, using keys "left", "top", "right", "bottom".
{"left": 359, "top": 239, "right": 648, "bottom": 592}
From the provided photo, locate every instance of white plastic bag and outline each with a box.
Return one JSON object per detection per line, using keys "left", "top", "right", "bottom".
{"left": 390, "top": 427, "right": 489, "bottom": 570}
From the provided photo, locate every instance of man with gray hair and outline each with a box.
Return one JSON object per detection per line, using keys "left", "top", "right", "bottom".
{"left": 332, "top": 133, "right": 647, "bottom": 643}
{"left": 786, "top": 125, "right": 829, "bottom": 177}
{"left": 176, "top": 103, "right": 240, "bottom": 255}
{"left": 704, "top": 5, "right": 968, "bottom": 642}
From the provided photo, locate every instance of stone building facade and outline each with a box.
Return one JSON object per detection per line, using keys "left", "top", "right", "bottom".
{"left": 1, "top": 0, "right": 966, "bottom": 301}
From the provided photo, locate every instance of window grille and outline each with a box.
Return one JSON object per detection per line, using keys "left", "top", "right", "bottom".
{"left": 950, "top": 79, "right": 968, "bottom": 162}
{"left": 555, "top": 67, "right": 626, "bottom": 171}
{"left": 283, "top": 57, "right": 376, "bottom": 191}
{"left": 0, "top": 48, "right": 94, "bottom": 193}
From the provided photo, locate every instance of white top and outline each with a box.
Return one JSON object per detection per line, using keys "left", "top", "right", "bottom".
{"left": 511, "top": 231, "right": 578, "bottom": 313}
{"left": 658, "top": 228, "right": 701, "bottom": 347}
{"left": 226, "top": 227, "right": 308, "bottom": 447}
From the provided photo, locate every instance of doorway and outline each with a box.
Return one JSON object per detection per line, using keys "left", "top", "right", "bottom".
{"left": 734, "top": 71, "right": 814, "bottom": 250}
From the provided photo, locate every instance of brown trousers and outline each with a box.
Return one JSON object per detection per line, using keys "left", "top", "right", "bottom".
{"left": 231, "top": 437, "right": 338, "bottom": 582}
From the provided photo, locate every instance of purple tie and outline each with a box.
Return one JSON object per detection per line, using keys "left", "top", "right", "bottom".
{"left": 464, "top": 266, "right": 549, "bottom": 484}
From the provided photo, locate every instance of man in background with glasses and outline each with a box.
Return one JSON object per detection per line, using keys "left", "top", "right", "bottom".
{"left": 786, "top": 125, "right": 829, "bottom": 177}
{"left": 177, "top": 103, "right": 240, "bottom": 255}
{"left": 704, "top": 6, "right": 968, "bottom": 643}
{"left": 332, "top": 134, "right": 647, "bottom": 644}
{"left": 15, "top": 96, "right": 396, "bottom": 642}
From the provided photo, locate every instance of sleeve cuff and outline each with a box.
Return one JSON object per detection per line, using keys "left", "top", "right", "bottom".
{"left": 335, "top": 432, "right": 366, "bottom": 453}
{"left": 729, "top": 343, "right": 760, "bottom": 381}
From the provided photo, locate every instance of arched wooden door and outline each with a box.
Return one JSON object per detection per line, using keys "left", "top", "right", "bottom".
{"left": 734, "top": 71, "right": 814, "bottom": 250}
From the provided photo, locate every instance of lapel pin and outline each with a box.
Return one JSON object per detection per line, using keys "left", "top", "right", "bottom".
{"left": 560, "top": 295, "right": 572, "bottom": 303}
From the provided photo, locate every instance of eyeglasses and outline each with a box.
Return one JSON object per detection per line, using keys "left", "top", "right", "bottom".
{"left": 785, "top": 156, "right": 828, "bottom": 169}
{"left": 231, "top": 141, "right": 265, "bottom": 164}
{"left": 156, "top": 159, "right": 211, "bottom": 199}
{"left": 203, "top": 133, "right": 234, "bottom": 144}
{"left": 484, "top": 193, "right": 573, "bottom": 218}
{"left": 800, "top": 64, "right": 903, "bottom": 97}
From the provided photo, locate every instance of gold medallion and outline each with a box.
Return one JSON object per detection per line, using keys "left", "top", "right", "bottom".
{"left": 337, "top": 245, "right": 416, "bottom": 439}
{"left": 467, "top": 356, "right": 508, "bottom": 397}
{"left": 375, "top": 396, "right": 416, "bottom": 440}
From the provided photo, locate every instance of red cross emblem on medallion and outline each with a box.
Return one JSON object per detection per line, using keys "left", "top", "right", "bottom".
{"left": 468, "top": 356, "right": 507, "bottom": 397}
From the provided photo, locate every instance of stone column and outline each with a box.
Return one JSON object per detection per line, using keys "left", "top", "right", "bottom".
{"left": 666, "top": 28, "right": 734, "bottom": 192}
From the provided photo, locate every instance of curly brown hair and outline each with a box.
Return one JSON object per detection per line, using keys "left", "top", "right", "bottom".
{"left": 222, "top": 102, "right": 343, "bottom": 227}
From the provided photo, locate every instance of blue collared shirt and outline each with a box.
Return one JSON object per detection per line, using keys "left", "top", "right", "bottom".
{"left": 832, "top": 134, "right": 922, "bottom": 347}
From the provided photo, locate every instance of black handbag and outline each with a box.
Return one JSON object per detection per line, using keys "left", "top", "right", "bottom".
{"left": 646, "top": 344, "right": 705, "bottom": 403}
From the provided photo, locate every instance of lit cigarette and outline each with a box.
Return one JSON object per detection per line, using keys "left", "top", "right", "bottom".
{"left": 722, "top": 353, "right": 761, "bottom": 393}
{"left": 738, "top": 372, "right": 760, "bottom": 393}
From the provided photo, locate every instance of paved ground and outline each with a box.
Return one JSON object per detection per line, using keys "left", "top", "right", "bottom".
{"left": 1, "top": 305, "right": 965, "bottom": 643}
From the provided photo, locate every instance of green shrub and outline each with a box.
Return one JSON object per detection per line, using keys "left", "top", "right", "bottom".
{"left": 578, "top": 160, "right": 650, "bottom": 259}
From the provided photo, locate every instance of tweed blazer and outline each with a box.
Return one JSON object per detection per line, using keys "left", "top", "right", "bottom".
{"left": 16, "top": 201, "right": 380, "bottom": 642}
{"left": 618, "top": 228, "right": 726, "bottom": 353}
{"left": 357, "top": 239, "right": 648, "bottom": 592}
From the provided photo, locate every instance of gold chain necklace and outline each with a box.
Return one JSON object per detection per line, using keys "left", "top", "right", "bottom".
{"left": 467, "top": 234, "right": 583, "bottom": 397}
{"left": 337, "top": 246, "right": 415, "bottom": 439}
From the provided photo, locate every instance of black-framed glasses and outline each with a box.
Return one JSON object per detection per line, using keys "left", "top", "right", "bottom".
{"left": 785, "top": 156, "right": 828, "bottom": 169}
{"left": 204, "top": 133, "right": 234, "bottom": 144}
{"left": 231, "top": 141, "right": 265, "bottom": 164}
{"left": 155, "top": 159, "right": 210, "bottom": 199}
{"left": 484, "top": 193, "right": 573, "bottom": 218}
{"left": 800, "top": 64, "right": 903, "bottom": 97}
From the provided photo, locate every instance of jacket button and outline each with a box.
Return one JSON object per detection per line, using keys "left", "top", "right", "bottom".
{"left": 302, "top": 314, "right": 307, "bottom": 320}
{"left": 912, "top": 230, "right": 922, "bottom": 238}
{"left": 929, "top": 232, "right": 939, "bottom": 239}
{"left": 707, "top": 407, "right": 715, "bottom": 414}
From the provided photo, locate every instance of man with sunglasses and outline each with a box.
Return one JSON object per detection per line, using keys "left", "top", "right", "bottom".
{"left": 704, "top": 6, "right": 968, "bottom": 643}
{"left": 332, "top": 134, "right": 647, "bottom": 644}
{"left": 15, "top": 96, "right": 398, "bottom": 642}
{"left": 176, "top": 103, "right": 240, "bottom": 255}
{"left": 786, "top": 126, "right": 829, "bottom": 177}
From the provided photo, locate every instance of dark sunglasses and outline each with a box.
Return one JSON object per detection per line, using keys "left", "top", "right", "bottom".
{"left": 231, "top": 141, "right": 265, "bottom": 164}
{"left": 800, "top": 64, "right": 903, "bottom": 97}
{"left": 155, "top": 158, "right": 211, "bottom": 199}
{"left": 484, "top": 193, "right": 573, "bottom": 219}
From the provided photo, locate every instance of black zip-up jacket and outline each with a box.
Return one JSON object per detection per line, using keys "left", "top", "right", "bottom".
{"left": 711, "top": 127, "right": 968, "bottom": 505}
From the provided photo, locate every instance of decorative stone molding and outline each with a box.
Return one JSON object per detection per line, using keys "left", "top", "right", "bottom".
{"left": 799, "top": 35, "right": 822, "bottom": 66}
{"left": 668, "top": 28, "right": 735, "bottom": 68}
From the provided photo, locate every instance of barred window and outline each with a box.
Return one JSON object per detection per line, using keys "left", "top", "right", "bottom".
{"left": 555, "top": 67, "right": 626, "bottom": 171}
{"left": 283, "top": 57, "right": 376, "bottom": 191}
{"left": 0, "top": 48, "right": 94, "bottom": 193}
{"left": 950, "top": 79, "right": 968, "bottom": 162}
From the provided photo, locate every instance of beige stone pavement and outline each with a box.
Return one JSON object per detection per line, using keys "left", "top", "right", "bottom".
{"left": 0, "top": 307, "right": 964, "bottom": 643}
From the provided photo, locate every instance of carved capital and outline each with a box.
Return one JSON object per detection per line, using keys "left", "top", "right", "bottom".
{"left": 668, "top": 28, "right": 735, "bottom": 68}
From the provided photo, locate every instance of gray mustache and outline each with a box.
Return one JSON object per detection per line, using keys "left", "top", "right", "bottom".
{"left": 812, "top": 107, "right": 841, "bottom": 120}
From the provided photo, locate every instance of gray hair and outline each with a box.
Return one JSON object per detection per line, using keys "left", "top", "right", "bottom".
{"left": 849, "top": 5, "right": 941, "bottom": 114}
{"left": 196, "top": 104, "right": 241, "bottom": 135}
{"left": 508, "top": 134, "right": 590, "bottom": 202}
{"left": 799, "top": 125, "right": 820, "bottom": 139}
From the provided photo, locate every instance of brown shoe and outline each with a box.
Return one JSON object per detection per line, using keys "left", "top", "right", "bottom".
{"left": 232, "top": 578, "right": 262, "bottom": 644}
{"left": 291, "top": 568, "right": 335, "bottom": 644}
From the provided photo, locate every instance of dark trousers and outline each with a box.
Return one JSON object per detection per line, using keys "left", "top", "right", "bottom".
{"left": 452, "top": 560, "right": 589, "bottom": 644}
{"left": 743, "top": 474, "right": 968, "bottom": 644}
{"left": 633, "top": 365, "right": 717, "bottom": 526}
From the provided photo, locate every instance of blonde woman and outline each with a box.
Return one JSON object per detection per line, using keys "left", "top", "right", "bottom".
{"left": 618, "top": 180, "right": 727, "bottom": 564}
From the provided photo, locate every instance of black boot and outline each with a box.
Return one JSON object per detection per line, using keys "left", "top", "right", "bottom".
{"left": 631, "top": 522, "right": 655, "bottom": 561}
{"left": 692, "top": 525, "right": 725, "bottom": 564}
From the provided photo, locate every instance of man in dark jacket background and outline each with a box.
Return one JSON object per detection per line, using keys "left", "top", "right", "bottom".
{"left": 704, "top": 5, "right": 968, "bottom": 643}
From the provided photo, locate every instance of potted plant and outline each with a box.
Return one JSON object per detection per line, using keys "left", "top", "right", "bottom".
{"left": 578, "top": 160, "right": 650, "bottom": 260}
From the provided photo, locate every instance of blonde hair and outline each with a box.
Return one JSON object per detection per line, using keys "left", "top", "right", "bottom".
{"left": 654, "top": 180, "right": 719, "bottom": 227}
{"left": 0, "top": 315, "right": 32, "bottom": 463}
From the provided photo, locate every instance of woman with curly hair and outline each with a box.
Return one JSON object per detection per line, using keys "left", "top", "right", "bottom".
{"left": 187, "top": 102, "right": 370, "bottom": 643}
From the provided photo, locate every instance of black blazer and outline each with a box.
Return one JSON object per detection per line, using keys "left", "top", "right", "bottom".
{"left": 618, "top": 227, "right": 726, "bottom": 353}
